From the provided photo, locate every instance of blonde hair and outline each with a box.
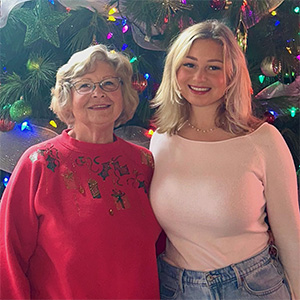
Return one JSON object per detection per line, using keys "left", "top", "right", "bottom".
{"left": 50, "top": 44, "right": 139, "bottom": 127}
{"left": 152, "top": 19, "right": 262, "bottom": 135}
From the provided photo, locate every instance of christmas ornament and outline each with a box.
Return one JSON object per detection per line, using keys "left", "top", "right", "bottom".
{"left": 241, "top": 0, "right": 284, "bottom": 29}
{"left": 14, "top": 0, "right": 69, "bottom": 47}
{"left": 9, "top": 98, "right": 32, "bottom": 122}
{"left": 260, "top": 56, "right": 281, "bottom": 77}
{"left": 210, "top": 0, "right": 226, "bottom": 11}
{"left": 132, "top": 74, "right": 148, "bottom": 93}
{"left": 0, "top": 119, "right": 16, "bottom": 132}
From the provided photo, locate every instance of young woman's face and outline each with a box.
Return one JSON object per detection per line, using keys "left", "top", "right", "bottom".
{"left": 176, "top": 39, "right": 227, "bottom": 110}
{"left": 71, "top": 61, "right": 123, "bottom": 131}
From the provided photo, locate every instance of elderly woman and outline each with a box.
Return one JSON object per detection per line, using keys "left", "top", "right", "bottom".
{"left": 0, "top": 44, "right": 161, "bottom": 299}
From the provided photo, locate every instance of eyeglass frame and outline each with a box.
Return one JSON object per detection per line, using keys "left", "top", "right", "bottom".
{"left": 70, "top": 77, "right": 123, "bottom": 94}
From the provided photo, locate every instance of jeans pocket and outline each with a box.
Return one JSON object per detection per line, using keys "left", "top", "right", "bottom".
{"left": 242, "top": 259, "right": 289, "bottom": 297}
{"left": 159, "top": 271, "right": 180, "bottom": 300}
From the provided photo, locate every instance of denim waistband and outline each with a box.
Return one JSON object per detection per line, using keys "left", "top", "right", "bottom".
{"left": 158, "top": 246, "right": 275, "bottom": 287}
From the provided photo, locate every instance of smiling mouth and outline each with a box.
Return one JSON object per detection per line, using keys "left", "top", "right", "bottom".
{"left": 189, "top": 85, "right": 210, "bottom": 92}
{"left": 89, "top": 104, "right": 111, "bottom": 109}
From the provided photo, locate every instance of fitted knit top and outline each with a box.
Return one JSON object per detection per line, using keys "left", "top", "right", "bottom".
{"left": 149, "top": 123, "right": 299, "bottom": 284}
{"left": 0, "top": 130, "right": 161, "bottom": 299}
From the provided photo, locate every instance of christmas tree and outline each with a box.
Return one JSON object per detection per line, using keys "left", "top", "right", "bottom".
{"left": 0, "top": 0, "right": 299, "bottom": 179}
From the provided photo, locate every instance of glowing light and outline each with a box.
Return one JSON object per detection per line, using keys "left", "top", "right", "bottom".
{"left": 271, "top": 10, "right": 277, "bottom": 16}
{"left": 289, "top": 107, "right": 297, "bottom": 117}
{"left": 121, "top": 44, "right": 128, "bottom": 51}
{"left": 286, "top": 47, "right": 292, "bottom": 54}
{"left": 130, "top": 56, "right": 138, "bottom": 63}
{"left": 145, "top": 129, "right": 154, "bottom": 138}
{"left": 144, "top": 73, "right": 150, "bottom": 80}
{"left": 164, "top": 16, "right": 168, "bottom": 23}
{"left": 107, "top": 16, "right": 116, "bottom": 22}
{"left": 49, "top": 120, "right": 57, "bottom": 128}
{"left": 106, "top": 32, "right": 113, "bottom": 39}
{"left": 108, "top": 7, "right": 117, "bottom": 15}
{"left": 181, "top": 0, "right": 186, "bottom": 3}
{"left": 269, "top": 110, "right": 275, "bottom": 115}
{"left": 296, "top": 55, "right": 300, "bottom": 61}
{"left": 258, "top": 74, "right": 265, "bottom": 83}
{"left": 20, "top": 121, "right": 32, "bottom": 131}
{"left": 122, "top": 19, "right": 127, "bottom": 26}
{"left": 294, "top": 6, "right": 300, "bottom": 13}
{"left": 122, "top": 25, "right": 129, "bottom": 33}
{"left": 27, "top": 60, "right": 40, "bottom": 70}
{"left": 3, "top": 176, "right": 9, "bottom": 187}
{"left": 274, "top": 20, "right": 280, "bottom": 26}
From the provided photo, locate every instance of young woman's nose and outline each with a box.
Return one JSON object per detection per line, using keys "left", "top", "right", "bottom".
{"left": 194, "top": 68, "right": 206, "bottom": 81}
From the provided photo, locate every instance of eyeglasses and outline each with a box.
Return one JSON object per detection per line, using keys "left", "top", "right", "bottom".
{"left": 71, "top": 77, "right": 122, "bottom": 94}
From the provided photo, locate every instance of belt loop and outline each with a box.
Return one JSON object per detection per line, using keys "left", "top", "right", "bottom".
{"left": 269, "top": 244, "right": 279, "bottom": 260}
{"left": 178, "top": 269, "right": 184, "bottom": 293}
{"left": 231, "top": 264, "right": 242, "bottom": 288}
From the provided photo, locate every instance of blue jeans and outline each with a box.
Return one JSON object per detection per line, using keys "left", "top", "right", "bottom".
{"left": 157, "top": 246, "right": 291, "bottom": 300}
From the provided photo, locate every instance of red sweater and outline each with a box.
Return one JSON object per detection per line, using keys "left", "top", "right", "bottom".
{"left": 0, "top": 130, "right": 161, "bottom": 299}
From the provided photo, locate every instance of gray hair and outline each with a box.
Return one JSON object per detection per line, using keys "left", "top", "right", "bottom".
{"left": 50, "top": 44, "right": 139, "bottom": 127}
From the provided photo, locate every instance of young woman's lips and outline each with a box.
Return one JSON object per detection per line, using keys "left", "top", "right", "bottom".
{"left": 189, "top": 85, "right": 210, "bottom": 94}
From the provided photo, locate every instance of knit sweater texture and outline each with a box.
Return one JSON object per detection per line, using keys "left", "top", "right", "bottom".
{"left": 0, "top": 130, "right": 161, "bottom": 299}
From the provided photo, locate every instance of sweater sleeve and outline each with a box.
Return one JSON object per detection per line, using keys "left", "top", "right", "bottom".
{"left": 257, "top": 125, "right": 300, "bottom": 299}
{"left": 0, "top": 149, "right": 41, "bottom": 299}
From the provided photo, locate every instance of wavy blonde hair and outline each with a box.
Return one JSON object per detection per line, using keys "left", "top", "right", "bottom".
{"left": 50, "top": 44, "right": 139, "bottom": 127}
{"left": 152, "top": 19, "right": 262, "bottom": 135}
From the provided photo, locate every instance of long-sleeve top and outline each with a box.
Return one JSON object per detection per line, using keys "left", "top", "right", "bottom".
{"left": 0, "top": 129, "right": 161, "bottom": 300}
{"left": 149, "top": 122, "right": 300, "bottom": 298}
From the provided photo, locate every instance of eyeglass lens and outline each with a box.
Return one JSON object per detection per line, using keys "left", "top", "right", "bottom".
{"left": 73, "top": 77, "right": 120, "bottom": 94}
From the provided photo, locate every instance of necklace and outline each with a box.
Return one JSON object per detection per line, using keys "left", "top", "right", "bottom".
{"left": 187, "top": 121, "right": 217, "bottom": 133}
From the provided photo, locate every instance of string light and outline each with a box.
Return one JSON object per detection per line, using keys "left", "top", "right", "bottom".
{"left": 122, "top": 25, "right": 129, "bottom": 33}
{"left": 49, "top": 120, "right": 57, "bottom": 128}
{"left": 258, "top": 74, "right": 265, "bottom": 83}
{"left": 288, "top": 107, "right": 297, "bottom": 117}
{"left": 107, "top": 16, "right": 116, "bottom": 22}
{"left": 108, "top": 7, "right": 117, "bottom": 15}
{"left": 121, "top": 44, "right": 128, "bottom": 51}
{"left": 20, "top": 121, "right": 32, "bottom": 131}
{"left": 130, "top": 56, "right": 138, "bottom": 63}
{"left": 106, "top": 32, "right": 113, "bottom": 39}
{"left": 3, "top": 176, "right": 9, "bottom": 187}
{"left": 145, "top": 129, "right": 154, "bottom": 138}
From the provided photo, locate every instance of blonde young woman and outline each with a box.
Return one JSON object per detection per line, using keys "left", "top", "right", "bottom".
{"left": 0, "top": 44, "right": 161, "bottom": 299}
{"left": 150, "top": 20, "right": 299, "bottom": 300}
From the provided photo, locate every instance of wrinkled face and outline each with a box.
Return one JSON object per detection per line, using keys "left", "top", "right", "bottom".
{"left": 176, "top": 39, "right": 227, "bottom": 111}
{"left": 71, "top": 61, "right": 123, "bottom": 130}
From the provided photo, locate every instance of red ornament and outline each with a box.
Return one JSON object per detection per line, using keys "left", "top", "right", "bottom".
{"left": 210, "top": 0, "right": 226, "bottom": 10}
{"left": 263, "top": 111, "right": 275, "bottom": 124}
{"left": 0, "top": 119, "right": 16, "bottom": 132}
{"left": 132, "top": 74, "right": 148, "bottom": 93}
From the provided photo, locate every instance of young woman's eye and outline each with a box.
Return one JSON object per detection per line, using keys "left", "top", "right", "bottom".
{"left": 182, "top": 63, "right": 195, "bottom": 68}
{"left": 209, "top": 65, "right": 221, "bottom": 71}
